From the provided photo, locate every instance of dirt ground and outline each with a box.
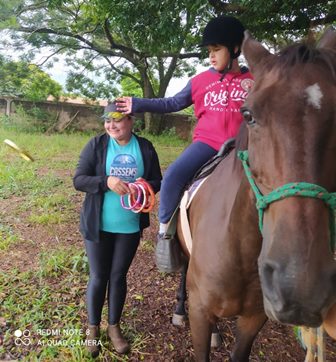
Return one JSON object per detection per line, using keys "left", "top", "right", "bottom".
{"left": 127, "top": 225, "right": 336, "bottom": 362}
{"left": 1, "top": 195, "right": 336, "bottom": 361}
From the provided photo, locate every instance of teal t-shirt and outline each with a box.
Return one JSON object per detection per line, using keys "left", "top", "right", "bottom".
{"left": 101, "top": 135, "right": 144, "bottom": 233}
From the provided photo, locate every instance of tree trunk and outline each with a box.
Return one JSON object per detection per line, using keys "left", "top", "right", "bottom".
{"left": 144, "top": 112, "right": 164, "bottom": 135}
{"left": 140, "top": 64, "right": 170, "bottom": 134}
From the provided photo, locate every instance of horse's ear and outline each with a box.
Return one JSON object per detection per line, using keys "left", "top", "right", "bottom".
{"left": 242, "top": 30, "right": 273, "bottom": 74}
{"left": 317, "top": 26, "right": 336, "bottom": 50}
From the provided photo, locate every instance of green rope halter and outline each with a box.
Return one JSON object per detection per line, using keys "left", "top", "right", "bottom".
{"left": 237, "top": 150, "right": 336, "bottom": 251}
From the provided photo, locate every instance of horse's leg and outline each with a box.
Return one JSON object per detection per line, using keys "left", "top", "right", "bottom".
{"left": 211, "top": 323, "right": 222, "bottom": 348}
{"left": 172, "top": 261, "right": 188, "bottom": 326}
{"left": 189, "top": 289, "right": 212, "bottom": 362}
{"left": 230, "top": 313, "right": 267, "bottom": 362}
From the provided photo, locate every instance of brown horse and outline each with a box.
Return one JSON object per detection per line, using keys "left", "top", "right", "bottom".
{"left": 176, "top": 27, "right": 336, "bottom": 361}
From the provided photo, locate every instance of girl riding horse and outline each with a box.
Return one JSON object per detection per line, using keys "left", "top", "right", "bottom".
{"left": 176, "top": 27, "right": 336, "bottom": 361}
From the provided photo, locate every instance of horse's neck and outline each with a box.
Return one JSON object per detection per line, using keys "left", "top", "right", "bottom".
{"left": 211, "top": 151, "right": 262, "bottom": 258}
{"left": 229, "top": 160, "right": 262, "bottom": 256}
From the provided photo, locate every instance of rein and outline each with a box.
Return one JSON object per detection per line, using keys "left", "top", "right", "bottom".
{"left": 237, "top": 150, "right": 336, "bottom": 251}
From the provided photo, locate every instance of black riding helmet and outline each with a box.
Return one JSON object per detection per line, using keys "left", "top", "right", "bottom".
{"left": 200, "top": 15, "right": 245, "bottom": 59}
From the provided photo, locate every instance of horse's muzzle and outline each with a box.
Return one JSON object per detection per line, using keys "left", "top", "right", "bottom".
{"left": 263, "top": 296, "right": 323, "bottom": 327}
{"left": 259, "top": 259, "right": 336, "bottom": 327}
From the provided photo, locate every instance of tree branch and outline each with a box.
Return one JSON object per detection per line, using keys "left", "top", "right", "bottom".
{"left": 15, "top": 1, "right": 48, "bottom": 16}
{"left": 103, "top": 19, "right": 140, "bottom": 56}
{"left": 103, "top": 56, "right": 140, "bottom": 84}
{"left": 37, "top": 46, "right": 67, "bottom": 66}
{"left": 310, "top": 13, "right": 336, "bottom": 27}
{"left": 178, "top": 51, "right": 202, "bottom": 59}
{"left": 17, "top": 26, "right": 129, "bottom": 58}
{"left": 158, "top": 55, "right": 179, "bottom": 96}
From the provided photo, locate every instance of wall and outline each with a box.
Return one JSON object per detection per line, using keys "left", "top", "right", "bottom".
{"left": 0, "top": 97, "right": 194, "bottom": 139}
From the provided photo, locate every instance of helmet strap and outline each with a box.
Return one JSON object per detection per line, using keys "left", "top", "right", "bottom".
{"left": 230, "top": 47, "right": 241, "bottom": 59}
{"left": 219, "top": 58, "right": 233, "bottom": 82}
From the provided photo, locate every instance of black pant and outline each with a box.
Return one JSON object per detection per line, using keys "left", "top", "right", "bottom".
{"left": 85, "top": 231, "right": 140, "bottom": 325}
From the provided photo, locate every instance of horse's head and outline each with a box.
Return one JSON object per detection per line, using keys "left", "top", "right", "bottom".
{"left": 242, "top": 28, "right": 336, "bottom": 327}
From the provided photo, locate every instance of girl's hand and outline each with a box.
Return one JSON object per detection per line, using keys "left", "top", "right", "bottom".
{"left": 107, "top": 176, "right": 129, "bottom": 195}
{"left": 116, "top": 97, "right": 132, "bottom": 114}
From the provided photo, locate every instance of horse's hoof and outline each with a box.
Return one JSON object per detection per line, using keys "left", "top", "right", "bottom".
{"left": 172, "top": 313, "right": 187, "bottom": 326}
{"left": 211, "top": 332, "right": 222, "bottom": 348}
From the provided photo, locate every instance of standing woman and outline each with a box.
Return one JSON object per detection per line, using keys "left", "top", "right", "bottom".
{"left": 73, "top": 102, "right": 162, "bottom": 357}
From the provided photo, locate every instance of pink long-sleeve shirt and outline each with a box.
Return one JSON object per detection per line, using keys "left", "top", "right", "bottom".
{"left": 132, "top": 67, "right": 254, "bottom": 151}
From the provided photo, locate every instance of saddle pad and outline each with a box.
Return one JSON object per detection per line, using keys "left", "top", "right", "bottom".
{"left": 179, "top": 177, "right": 208, "bottom": 254}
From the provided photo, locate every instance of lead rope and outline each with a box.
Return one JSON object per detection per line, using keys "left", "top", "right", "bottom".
{"left": 237, "top": 150, "right": 336, "bottom": 252}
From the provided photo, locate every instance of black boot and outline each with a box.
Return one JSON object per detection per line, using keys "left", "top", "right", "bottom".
{"left": 155, "top": 233, "right": 184, "bottom": 273}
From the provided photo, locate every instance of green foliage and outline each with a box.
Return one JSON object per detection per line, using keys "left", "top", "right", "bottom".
{"left": 133, "top": 117, "right": 145, "bottom": 133}
{"left": 0, "top": 0, "right": 21, "bottom": 28}
{"left": 1, "top": 0, "right": 336, "bottom": 107}
{"left": 92, "top": 0, "right": 209, "bottom": 52}
{"left": 179, "top": 105, "right": 194, "bottom": 116}
{"left": 38, "top": 248, "right": 89, "bottom": 278}
{"left": 120, "top": 76, "right": 143, "bottom": 98}
{"left": 0, "top": 55, "right": 62, "bottom": 100}
{"left": 161, "top": 126, "right": 177, "bottom": 138}
{"left": 29, "top": 211, "right": 67, "bottom": 225}
{"left": 241, "top": 0, "right": 336, "bottom": 44}
{"left": 0, "top": 224, "right": 18, "bottom": 251}
{"left": 209, "top": 0, "right": 336, "bottom": 44}
{"left": 65, "top": 69, "right": 119, "bottom": 100}
{"left": 1, "top": 0, "right": 210, "bottom": 102}
{"left": 138, "top": 130, "right": 188, "bottom": 167}
{"left": 22, "top": 64, "right": 62, "bottom": 101}
{"left": 0, "top": 159, "right": 63, "bottom": 199}
{"left": 140, "top": 239, "right": 155, "bottom": 252}
{"left": 0, "top": 105, "right": 57, "bottom": 133}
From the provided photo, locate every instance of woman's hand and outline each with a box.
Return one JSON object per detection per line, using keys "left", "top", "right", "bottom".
{"left": 107, "top": 176, "right": 130, "bottom": 195}
{"left": 116, "top": 97, "right": 132, "bottom": 114}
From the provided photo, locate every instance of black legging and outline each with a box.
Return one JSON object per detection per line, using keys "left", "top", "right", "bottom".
{"left": 85, "top": 231, "right": 140, "bottom": 325}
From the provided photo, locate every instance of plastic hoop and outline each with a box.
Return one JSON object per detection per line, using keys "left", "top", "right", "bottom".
{"left": 136, "top": 179, "right": 155, "bottom": 212}
{"left": 131, "top": 183, "right": 147, "bottom": 213}
{"left": 120, "top": 183, "right": 141, "bottom": 210}
{"left": 120, "top": 179, "right": 155, "bottom": 213}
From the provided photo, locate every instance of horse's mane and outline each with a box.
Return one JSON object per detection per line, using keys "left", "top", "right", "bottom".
{"left": 264, "top": 42, "right": 336, "bottom": 80}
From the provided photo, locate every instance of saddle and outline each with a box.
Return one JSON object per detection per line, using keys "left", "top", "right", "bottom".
{"left": 191, "top": 138, "right": 235, "bottom": 183}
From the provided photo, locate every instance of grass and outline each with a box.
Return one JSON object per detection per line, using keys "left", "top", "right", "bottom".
{"left": 0, "top": 224, "right": 19, "bottom": 251}
{"left": 0, "top": 248, "right": 147, "bottom": 361}
{"left": 139, "top": 239, "right": 155, "bottom": 252}
{"left": 0, "top": 124, "right": 188, "bottom": 361}
{"left": 141, "top": 131, "right": 187, "bottom": 168}
{"left": 0, "top": 265, "right": 90, "bottom": 361}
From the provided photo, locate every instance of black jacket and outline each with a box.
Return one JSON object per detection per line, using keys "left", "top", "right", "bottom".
{"left": 73, "top": 133, "right": 162, "bottom": 241}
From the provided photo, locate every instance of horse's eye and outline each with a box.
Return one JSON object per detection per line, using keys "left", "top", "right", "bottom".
{"left": 241, "top": 109, "right": 256, "bottom": 126}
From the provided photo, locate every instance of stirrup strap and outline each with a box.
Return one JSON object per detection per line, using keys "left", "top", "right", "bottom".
{"left": 165, "top": 206, "right": 180, "bottom": 237}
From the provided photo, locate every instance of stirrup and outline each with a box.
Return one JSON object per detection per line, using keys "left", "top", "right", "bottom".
{"left": 155, "top": 233, "right": 184, "bottom": 273}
